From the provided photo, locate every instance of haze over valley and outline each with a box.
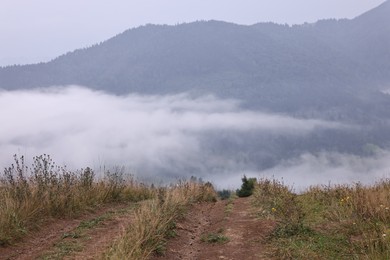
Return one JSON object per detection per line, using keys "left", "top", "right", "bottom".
{"left": 1, "top": 1, "right": 390, "bottom": 189}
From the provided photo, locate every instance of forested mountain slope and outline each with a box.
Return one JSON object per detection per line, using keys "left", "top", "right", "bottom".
{"left": 1, "top": 1, "right": 389, "bottom": 118}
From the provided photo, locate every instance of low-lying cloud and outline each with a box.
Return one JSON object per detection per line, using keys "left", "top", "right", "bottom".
{"left": 254, "top": 151, "right": 390, "bottom": 192}
{"left": 0, "top": 86, "right": 365, "bottom": 187}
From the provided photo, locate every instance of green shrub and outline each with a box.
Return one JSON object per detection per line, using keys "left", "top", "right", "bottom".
{"left": 236, "top": 175, "right": 256, "bottom": 197}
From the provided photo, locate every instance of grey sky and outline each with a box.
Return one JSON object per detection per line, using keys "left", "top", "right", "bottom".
{"left": 0, "top": 0, "right": 386, "bottom": 66}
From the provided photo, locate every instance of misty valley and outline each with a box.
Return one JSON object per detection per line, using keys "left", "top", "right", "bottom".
{"left": 1, "top": 1, "right": 390, "bottom": 259}
{"left": 2, "top": 1, "right": 390, "bottom": 188}
{"left": 0, "top": 86, "right": 389, "bottom": 189}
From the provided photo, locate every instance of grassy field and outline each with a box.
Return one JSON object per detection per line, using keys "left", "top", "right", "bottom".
{"left": 0, "top": 155, "right": 154, "bottom": 245}
{"left": 2, "top": 154, "right": 389, "bottom": 259}
{"left": 252, "top": 178, "right": 390, "bottom": 259}
{"left": 0, "top": 154, "right": 216, "bottom": 260}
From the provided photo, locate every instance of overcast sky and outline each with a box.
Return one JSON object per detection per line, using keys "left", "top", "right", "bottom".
{"left": 0, "top": 0, "right": 386, "bottom": 66}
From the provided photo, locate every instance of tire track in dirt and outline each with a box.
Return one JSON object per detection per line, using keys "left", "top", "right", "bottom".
{"left": 152, "top": 197, "right": 275, "bottom": 260}
{"left": 63, "top": 209, "right": 134, "bottom": 260}
{"left": 0, "top": 203, "right": 135, "bottom": 260}
{"left": 150, "top": 202, "right": 216, "bottom": 260}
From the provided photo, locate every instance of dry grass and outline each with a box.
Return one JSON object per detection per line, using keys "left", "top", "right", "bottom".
{"left": 0, "top": 155, "right": 154, "bottom": 245}
{"left": 105, "top": 181, "right": 217, "bottom": 259}
{"left": 5, "top": 153, "right": 388, "bottom": 259}
{"left": 0, "top": 154, "right": 217, "bottom": 259}
{"left": 252, "top": 178, "right": 390, "bottom": 259}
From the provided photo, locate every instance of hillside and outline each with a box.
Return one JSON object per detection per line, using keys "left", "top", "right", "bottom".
{"left": 1, "top": 1, "right": 390, "bottom": 115}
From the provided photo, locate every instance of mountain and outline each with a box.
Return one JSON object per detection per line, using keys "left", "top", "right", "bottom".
{"left": 1, "top": 3, "right": 390, "bottom": 113}
{"left": 0, "top": 1, "right": 390, "bottom": 176}
{"left": 1, "top": 1, "right": 390, "bottom": 160}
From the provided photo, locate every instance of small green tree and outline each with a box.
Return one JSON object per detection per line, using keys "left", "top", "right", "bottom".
{"left": 236, "top": 175, "right": 256, "bottom": 197}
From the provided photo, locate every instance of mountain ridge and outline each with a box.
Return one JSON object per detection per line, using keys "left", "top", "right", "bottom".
{"left": 0, "top": 2, "right": 389, "bottom": 117}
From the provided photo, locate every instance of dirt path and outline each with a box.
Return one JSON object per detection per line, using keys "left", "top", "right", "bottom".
{"left": 152, "top": 197, "right": 276, "bottom": 260}
{"left": 1, "top": 198, "right": 274, "bottom": 260}
{"left": 0, "top": 203, "right": 135, "bottom": 260}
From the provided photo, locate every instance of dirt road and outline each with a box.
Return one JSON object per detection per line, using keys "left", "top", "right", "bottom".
{"left": 0, "top": 203, "right": 135, "bottom": 260}
{"left": 152, "top": 197, "right": 275, "bottom": 260}
{"left": 1, "top": 197, "right": 274, "bottom": 259}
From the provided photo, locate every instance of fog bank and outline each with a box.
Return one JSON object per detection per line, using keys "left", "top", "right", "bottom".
{"left": 1, "top": 86, "right": 382, "bottom": 188}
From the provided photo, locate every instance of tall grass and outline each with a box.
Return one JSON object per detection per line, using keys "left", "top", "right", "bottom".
{"left": 105, "top": 181, "right": 217, "bottom": 259}
{"left": 252, "top": 178, "right": 390, "bottom": 259}
{"left": 0, "top": 155, "right": 154, "bottom": 245}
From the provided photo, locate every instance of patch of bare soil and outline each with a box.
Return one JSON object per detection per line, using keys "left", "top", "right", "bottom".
{"left": 0, "top": 203, "right": 134, "bottom": 260}
{"left": 152, "top": 197, "right": 275, "bottom": 260}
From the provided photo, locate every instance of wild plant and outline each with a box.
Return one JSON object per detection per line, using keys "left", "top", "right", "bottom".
{"left": 0, "top": 155, "right": 154, "bottom": 245}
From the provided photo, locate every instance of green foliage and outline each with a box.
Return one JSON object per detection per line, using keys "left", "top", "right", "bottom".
{"left": 201, "top": 233, "right": 229, "bottom": 244}
{"left": 201, "top": 229, "right": 229, "bottom": 244}
{"left": 236, "top": 175, "right": 256, "bottom": 197}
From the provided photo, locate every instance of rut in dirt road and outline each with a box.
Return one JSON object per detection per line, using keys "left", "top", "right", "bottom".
{"left": 0, "top": 203, "right": 135, "bottom": 260}
{"left": 153, "top": 197, "right": 275, "bottom": 260}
